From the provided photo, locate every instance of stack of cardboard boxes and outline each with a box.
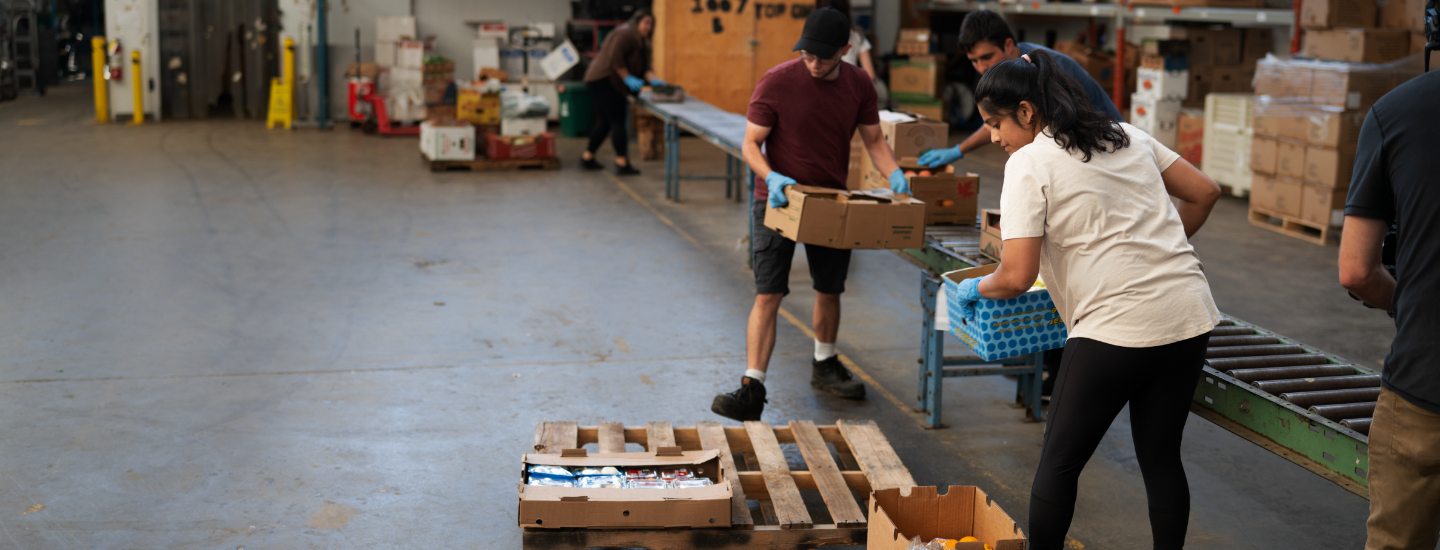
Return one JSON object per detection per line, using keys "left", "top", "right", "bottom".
{"left": 889, "top": 35, "right": 946, "bottom": 122}
{"left": 1131, "top": 44, "right": 1188, "bottom": 148}
{"left": 1248, "top": 56, "right": 1420, "bottom": 236}
{"left": 375, "top": 17, "right": 425, "bottom": 124}
{"left": 856, "top": 112, "right": 982, "bottom": 228}
{"left": 1182, "top": 27, "right": 1270, "bottom": 108}
{"left": 1301, "top": 0, "right": 1425, "bottom": 64}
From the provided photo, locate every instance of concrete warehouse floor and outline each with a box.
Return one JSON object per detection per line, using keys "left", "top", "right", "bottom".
{"left": 0, "top": 85, "right": 1403, "bottom": 550}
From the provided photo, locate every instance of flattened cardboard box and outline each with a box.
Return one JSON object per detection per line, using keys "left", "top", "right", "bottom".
{"left": 765, "top": 185, "right": 927, "bottom": 249}
{"left": 518, "top": 449, "right": 731, "bottom": 529}
{"left": 869, "top": 486, "right": 1027, "bottom": 550}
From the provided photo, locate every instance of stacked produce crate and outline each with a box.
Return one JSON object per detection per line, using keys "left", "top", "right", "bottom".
{"left": 891, "top": 29, "right": 946, "bottom": 120}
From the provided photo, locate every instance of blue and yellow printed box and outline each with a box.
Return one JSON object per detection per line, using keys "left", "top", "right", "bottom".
{"left": 943, "top": 264, "right": 1068, "bottom": 362}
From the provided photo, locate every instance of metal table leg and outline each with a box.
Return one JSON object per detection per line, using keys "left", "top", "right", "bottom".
{"left": 724, "top": 155, "right": 734, "bottom": 199}
{"left": 1019, "top": 351, "right": 1046, "bottom": 422}
{"left": 664, "top": 121, "right": 679, "bottom": 201}
{"left": 920, "top": 274, "right": 945, "bottom": 428}
{"left": 747, "top": 167, "right": 755, "bottom": 270}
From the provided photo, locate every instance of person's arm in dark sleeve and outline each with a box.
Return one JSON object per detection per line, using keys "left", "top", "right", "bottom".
{"left": 1054, "top": 53, "right": 1123, "bottom": 120}
{"left": 1338, "top": 110, "right": 1396, "bottom": 311}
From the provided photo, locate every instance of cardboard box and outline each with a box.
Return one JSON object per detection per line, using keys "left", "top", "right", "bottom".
{"left": 1304, "top": 145, "right": 1355, "bottom": 189}
{"left": 1310, "top": 62, "right": 1405, "bottom": 110}
{"left": 943, "top": 263, "right": 1067, "bottom": 361}
{"left": 377, "top": 15, "right": 417, "bottom": 43}
{"left": 1301, "top": 0, "right": 1378, "bottom": 29}
{"left": 1054, "top": 41, "right": 1116, "bottom": 86}
{"left": 1304, "top": 29, "right": 1411, "bottom": 64}
{"left": 501, "top": 116, "right": 547, "bottom": 136}
{"left": 979, "top": 209, "right": 1002, "bottom": 262}
{"left": 1305, "top": 110, "right": 1364, "bottom": 148}
{"left": 896, "top": 28, "right": 932, "bottom": 56}
{"left": 1185, "top": 28, "right": 1244, "bottom": 66}
{"left": 457, "top": 88, "right": 501, "bottom": 125}
{"left": 420, "top": 121, "right": 476, "bottom": 161}
{"left": 1136, "top": 67, "right": 1189, "bottom": 101}
{"left": 890, "top": 56, "right": 942, "bottom": 97}
{"left": 1254, "top": 59, "right": 1312, "bottom": 98}
{"left": 846, "top": 131, "right": 865, "bottom": 190}
{"left": 1382, "top": 0, "right": 1428, "bottom": 31}
{"left": 485, "top": 133, "right": 557, "bottom": 160}
{"left": 860, "top": 111, "right": 949, "bottom": 189}
{"left": 1251, "top": 136, "right": 1279, "bottom": 174}
{"left": 1177, "top": 110, "right": 1205, "bottom": 165}
{"left": 1243, "top": 28, "right": 1275, "bottom": 65}
{"left": 517, "top": 449, "right": 732, "bottom": 529}
{"left": 895, "top": 98, "right": 948, "bottom": 122}
{"left": 764, "top": 185, "right": 927, "bottom": 249}
{"left": 868, "top": 486, "right": 1027, "bottom": 550}
{"left": 1301, "top": 183, "right": 1348, "bottom": 227}
{"left": 1250, "top": 174, "right": 1304, "bottom": 217}
{"left": 540, "top": 40, "right": 582, "bottom": 81}
{"left": 346, "top": 62, "right": 379, "bottom": 79}
{"left": 1276, "top": 141, "right": 1308, "bottom": 179}
{"left": 1130, "top": 93, "right": 1181, "bottom": 148}
{"left": 376, "top": 41, "right": 397, "bottom": 67}
{"left": 896, "top": 162, "right": 980, "bottom": 226}
{"left": 396, "top": 40, "right": 425, "bottom": 69}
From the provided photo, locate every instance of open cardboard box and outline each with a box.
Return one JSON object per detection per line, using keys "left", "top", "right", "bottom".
{"left": 869, "top": 486, "right": 1027, "bottom": 550}
{"left": 764, "top": 185, "right": 927, "bottom": 249}
{"left": 518, "top": 449, "right": 732, "bottom": 529}
{"left": 897, "top": 158, "right": 980, "bottom": 226}
{"left": 979, "top": 209, "right": 1002, "bottom": 261}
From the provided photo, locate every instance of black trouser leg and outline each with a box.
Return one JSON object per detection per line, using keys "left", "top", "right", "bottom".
{"left": 585, "top": 80, "right": 629, "bottom": 159}
{"left": 1028, "top": 333, "right": 1210, "bottom": 550}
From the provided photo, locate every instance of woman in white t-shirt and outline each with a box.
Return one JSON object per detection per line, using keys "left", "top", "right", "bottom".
{"left": 951, "top": 50, "right": 1222, "bottom": 550}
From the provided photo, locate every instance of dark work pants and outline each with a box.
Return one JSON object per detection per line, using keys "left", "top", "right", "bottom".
{"left": 1029, "top": 332, "right": 1211, "bottom": 550}
{"left": 585, "top": 79, "right": 629, "bottom": 159}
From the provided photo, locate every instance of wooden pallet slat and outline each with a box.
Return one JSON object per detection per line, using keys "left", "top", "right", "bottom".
{"left": 744, "top": 421, "right": 814, "bottom": 529}
{"left": 837, "top": 419, "right": 917, "bottom": 492}
{"left": 645, "top": 421, "right": 677, "bottom": 451}
{"left": 533, "top": 421, "right": 578, "bottom": 454}
{"left": 788, "top": 421, "right": 867, "bottom": 528}
{"left": 696, "top": 421, "right": 755, "bottom": 529}
{"left": 596, "top": 421, "right": 626, "bottom": 454}
{"left": 742, "top": 451, "right": 781, "bottom": 526}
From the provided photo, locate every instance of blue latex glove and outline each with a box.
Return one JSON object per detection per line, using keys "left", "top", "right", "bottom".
{"left": 766, "top": 172, "right": 798, "bottom": 208}
{"left": 649, "top": 77, "right": 668, "bottom": 87}
{"left": 624, "top": 75, "right": 645, "bottom": 92}
{"left": 889, "top": 169, "right": 910, "bottom": 195}
{"left": 954, "top": 277, "right": 983, "bottom": 322}
{"left": 918, "top": 146, "right": 964, "bottom": 168}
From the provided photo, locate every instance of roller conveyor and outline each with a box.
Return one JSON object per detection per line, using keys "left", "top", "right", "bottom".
{"left": 1252, "top": 374, "right": 1382, "bottom": 394}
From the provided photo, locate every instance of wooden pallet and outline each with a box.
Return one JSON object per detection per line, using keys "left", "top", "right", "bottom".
{"left": 1249, "top": 207, "right": 1340, "bottom": 246}
{"left": 425, "top": 155, "right": 560, "bottom": 172}
{"left": 524, "top": 420, "right": 917, "bottom": 549}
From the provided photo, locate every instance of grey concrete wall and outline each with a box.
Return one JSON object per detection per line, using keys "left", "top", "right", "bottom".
{"left": 416, "top": 0, "right": 573, "bottom": 81}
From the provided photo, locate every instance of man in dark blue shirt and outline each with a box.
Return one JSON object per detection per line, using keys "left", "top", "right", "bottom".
{"left": 917, "top": 9, "right": 1124, "bottom": 168}
{"left": 1338, "top": 67, "right": 1440, "bottom": 550}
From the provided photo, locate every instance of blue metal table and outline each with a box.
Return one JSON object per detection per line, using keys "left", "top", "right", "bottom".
{"left": 634, "top": 93, "right": 750, "bottom": 203}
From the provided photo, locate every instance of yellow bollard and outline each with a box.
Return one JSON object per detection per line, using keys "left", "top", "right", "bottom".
{"left": 284, "top": 37, "right": 295, "bottom": 87}
{"left": 129, "top": 50, "right": 144, "bottom": 125}
{"left": 91, "top": 37, "right": 108, "bottom": 123}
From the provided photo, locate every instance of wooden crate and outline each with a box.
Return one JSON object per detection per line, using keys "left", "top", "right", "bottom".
{"left": 424, "top": 155, "right": 560, "bottom": 172}
{"left": 524, "top": 419, "right": 917, "bottom": 549}
{"left": 1249, "top": 206, "right": 1340, "bottom": 245}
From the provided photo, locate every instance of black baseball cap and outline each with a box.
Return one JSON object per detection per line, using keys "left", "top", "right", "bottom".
{"left": 793, "top": 7, "right": 851, "bottom": 60}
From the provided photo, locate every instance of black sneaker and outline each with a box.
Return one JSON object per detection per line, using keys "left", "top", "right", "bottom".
{"left": 615, "top": 164, "right": 641, "bottom": 176}
{"left": 812, "top": 356, "right": 865, "bottom": 400}
{"left": 711, "top": 377, "right": 767, "bottom": 421}
{"left": 580, "top": 157, "right": 604, "bottom": 170}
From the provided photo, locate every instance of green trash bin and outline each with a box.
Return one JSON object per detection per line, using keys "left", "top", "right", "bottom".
{"left": 557, "top": 81, "right": 593, "bottom": 138}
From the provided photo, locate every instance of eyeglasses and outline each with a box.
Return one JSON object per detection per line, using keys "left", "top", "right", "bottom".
{"left": 799, "top": 50, "right": 838, "bottom": 63}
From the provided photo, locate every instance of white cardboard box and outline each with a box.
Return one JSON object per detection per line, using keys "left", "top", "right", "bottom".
{"left": 421, "top": 121, "right": 476, "bottom": 161}
{"left": 476, "top": 21, "right": 508, "bottom": 40}
{"left": 501, "top": 116, "right": 547, "bottom": 136}
{"left": 474, "top": 38, "right": 501, "bottom": 78}
{"left": 540, "top": 40, "right": 581, "bottom": 81}
{"left": 1135, "top": 67, "right": 1189, "bottom": 101}
{"left": 376, "top": 41, "right": 396, "bottom": 67}
{"left": 377, "top": 16, "right": 416, "bottom": 43}
{"left": 1130, "top": 93, "right": 1181, "bottom": 149}
{"left": 396, "top": 41, "right": 424, "bottom": 69}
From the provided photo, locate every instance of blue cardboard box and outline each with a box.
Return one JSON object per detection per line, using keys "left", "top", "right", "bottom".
{"left": 943, "top": 264, "right": 1068, "bottom": 361}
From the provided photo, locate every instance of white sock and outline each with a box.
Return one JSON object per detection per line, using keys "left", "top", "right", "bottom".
{"left": 744, "top": 369, "right": 767, "bottom": 383}
{"left": 815, "top": 341, "right": 836, "bottom": 361}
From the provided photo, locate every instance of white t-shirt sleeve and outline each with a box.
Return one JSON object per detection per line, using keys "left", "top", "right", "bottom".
{"left": 859, "top": 34, "right": 872, "bottom": 54}
{"left": 999, "top": 151, "right": 1048, "bottom": 240}
{"left": 1136, "top": 122, "right": 1182, "bottom": 172}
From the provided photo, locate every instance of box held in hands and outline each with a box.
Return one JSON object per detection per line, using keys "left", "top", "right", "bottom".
{"left": 943, "top": 263, "right": 1067, "bottom": 362}
{"left": 896, "top": 160, "right": 980, "bottom": 226}
{"left": 764, "top": 186, "right": 927, "bottom": 250}
{"left": 518, "top": 449, "right": 732, "bottom": 529}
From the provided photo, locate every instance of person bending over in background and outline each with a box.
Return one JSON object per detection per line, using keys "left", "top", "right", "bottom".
{"left": 580, "top": 10, "right": 665, "bottom": 176}
{"left": 1338, "top": 66, "right": 1440, "bottom": 550}
{"left": 711, "top": 8, "right": 907, "bottom": 422}
{"left": 951, "top": 50, "right": 1221, "bottom": 550}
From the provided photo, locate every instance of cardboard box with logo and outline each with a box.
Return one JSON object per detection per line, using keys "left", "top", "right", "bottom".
{"left": 895, "top": 161, "right": 980, "bottom": 226}
{"left": 860, "top": 111, "right": 949, "bottom": 190}
{"left": 890, "top": 55, "right": 943, "bottom": 98}
{"left": 868, "top": 486, "right": 1027, "bottom": 550}
{"left": 765, "top": 186, "right": 927, "bottom": 249}
{"left": 979, "top": 209, "right": 1002, "bottom": 262}
{"left": 517, "top": 449, "right": 733, "bottom": 529}
{"left": 1304, "top": 29, "right": 1410, "bottom": 64}
{"left": 1250, "top": 174, "right": 1304, "bottom": 218}
{"left": 420, "top": 121, "right": 475, "bottom": 161}
{"left": 944, "top": 263, "right": 1067, "bottom": 361}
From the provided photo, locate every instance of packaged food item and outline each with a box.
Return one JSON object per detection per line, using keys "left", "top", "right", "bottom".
{"left": 575, "top": 475, "right": 625, "bottom": 488}
{"left": 659, "top": 467, "right": 692, "bottom": 481}
{"left": 527, "top": 465, "right": 574, "bottom": 478}
{"left": 527, "top": 477, "right": 575, "bottom": 487}
{"left": 670, "top": 478, "right": 713, "bottom": 488}
{"left": 624, "top": 468, "right": 658, "bottom": 480}
{"left": 628, "top": 480, "right": 668, "bottom": 489}
{"left": 573, "top": 466, "right": 621, "bottom": 477}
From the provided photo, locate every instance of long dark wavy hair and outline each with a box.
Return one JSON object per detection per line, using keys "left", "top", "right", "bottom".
{"left": 974, "top": 49, "right": 1128, "bottom": 162}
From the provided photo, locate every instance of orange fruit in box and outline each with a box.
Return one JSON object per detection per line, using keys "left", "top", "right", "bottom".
{"left": 919, "top": 170, "right": 932, "bottom": 177}
{"left": 904, "top": 171, "right": 917, "bottom": 177}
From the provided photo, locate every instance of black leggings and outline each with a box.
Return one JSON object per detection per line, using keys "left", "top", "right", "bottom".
{"left": 585, "top": 79, "right": 629, "bottom": 159}
{"left": 1029, "top": 332, "right": 1211, "bottom": 550}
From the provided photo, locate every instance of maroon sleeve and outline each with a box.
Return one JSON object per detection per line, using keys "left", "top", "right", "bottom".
{"left": 857, "top": 74, "right": 880, "bottom": 126}
{"left": 747, "top": 71, "right": 779, "bottom": 128}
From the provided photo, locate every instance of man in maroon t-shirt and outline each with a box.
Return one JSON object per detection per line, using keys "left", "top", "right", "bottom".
{"left": 711, "top": 7, "right": 908, "bottom": 421}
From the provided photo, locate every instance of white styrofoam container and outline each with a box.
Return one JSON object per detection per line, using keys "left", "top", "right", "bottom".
{"left": 396, "top": 41, "right": 425, "bottom": 69}
{"left": 474, "top": 38, "right": 501, "bottom": 78}
{"left": 377, "top": 16, "right": 416, "bottom": 43}
{"left": 387, "top": 67, "right": 423, "bottom": 93}
{"left": 376, "top": 41, "right": 396, "bottom": 67}
{"left": 540, "top": 40, "right": 581, "bottom": 81}
{"left": 1136, "top": 67, "right": 1189, "bottom": 101}
{"left": 421, "top": 121, "right": 476, "bottom": 161}
{"left": 476, "top": 21, "right": 508, "bottom": 40}
{"left": 1201, "top": 93, "right": 1256, "bottom": 194}
{"left": 1131, "top": 93, "right": 1181, "bottom": 149}
{"left": 501, "top": 116, "right": 548, "bottom": 136}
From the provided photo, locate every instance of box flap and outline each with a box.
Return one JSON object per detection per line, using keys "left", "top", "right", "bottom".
{"left": 524, "top": 449, "right": 720, "bottom": 468}
{"left": 870, "top": 486, "right": 1026, "bottom": 550}
{"left": 941, "top": 263, "right": 1000, "bottom": 284}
